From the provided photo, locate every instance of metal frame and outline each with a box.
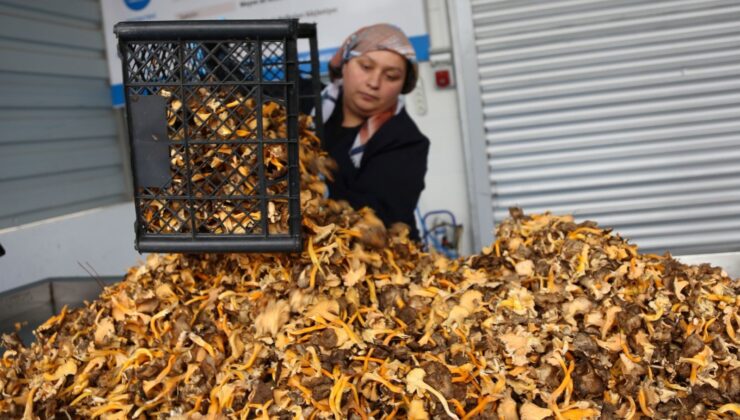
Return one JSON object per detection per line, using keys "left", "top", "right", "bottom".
{"left": 448, "top": 0, "right": 495, "bottom": 251}
{"left": 299, "top": 23, "right": 326, "bottom": 144}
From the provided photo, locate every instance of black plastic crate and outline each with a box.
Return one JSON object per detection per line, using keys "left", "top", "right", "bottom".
{"left": 114, "top": 20, "right": 323, "bottom": 253}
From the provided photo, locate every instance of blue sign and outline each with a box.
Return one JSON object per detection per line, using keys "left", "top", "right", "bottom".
{"left": 124, "top": 0, "right": 150, "bottom": 11}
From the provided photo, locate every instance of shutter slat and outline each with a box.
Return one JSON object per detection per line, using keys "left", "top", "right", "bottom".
{"left": 0, "top": 0, "right": 101, "bottom": 23}
{"left": 0, "top": 138, "right": 120, "bottom": 180}
{"left": 0, "top": 14, "right": 103, "bottom": 50}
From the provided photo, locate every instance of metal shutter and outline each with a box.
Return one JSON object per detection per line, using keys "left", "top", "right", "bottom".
{"left": 460, "top": 0, "right": 740, "bottom": 255}
{"left": 0, "top": 0, "right": 128, "bottom": 228}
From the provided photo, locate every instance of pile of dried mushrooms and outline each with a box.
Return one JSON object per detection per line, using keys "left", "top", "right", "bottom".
{"left": 2, "top": 104, "right": 739, "bottom": 420}
{"left": 141, "top": 88, "right": 293, "bottom": 235}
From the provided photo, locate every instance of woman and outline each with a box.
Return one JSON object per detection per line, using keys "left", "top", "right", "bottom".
{"left": 320, "top": 24, "right": 430, "bottom": 241}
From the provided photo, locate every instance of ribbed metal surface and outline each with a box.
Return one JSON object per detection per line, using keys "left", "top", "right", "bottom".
{"left": 471, "top": 0, "right": 740, "bottom": 255}
{"left": 0, "top": 0, "right": 127, "bottom": 228}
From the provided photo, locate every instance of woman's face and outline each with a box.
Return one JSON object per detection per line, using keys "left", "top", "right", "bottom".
{"left": 342, "top": 50, "right": 407, "bottom": 119}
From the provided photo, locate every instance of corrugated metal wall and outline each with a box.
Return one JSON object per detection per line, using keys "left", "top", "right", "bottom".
{"left": 470, "top": 0, "right": 740, "bottom": 255}
{"left": 0, "top": 0, "right": 128, "bottom": 228}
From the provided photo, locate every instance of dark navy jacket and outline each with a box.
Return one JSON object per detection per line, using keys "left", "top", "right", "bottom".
{"left": 323, "top": 94, "right": 430, "bottom": 240}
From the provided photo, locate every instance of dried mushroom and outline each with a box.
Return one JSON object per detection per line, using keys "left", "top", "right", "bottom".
{"left": 1, "top": 102, "right": 739, "bottom": 419}
{"left": 140, "top": 87, "right": 294, "bottom": 235}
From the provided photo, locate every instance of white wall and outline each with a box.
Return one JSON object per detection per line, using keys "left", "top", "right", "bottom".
{"left": 0, "top": 203, "right": 142, "bottom": 293}
{"left": 407, "top": 63, "right": 473, "bottom": 256}
{"left": 403, "top": 0, "right": 474, "bottom": 257}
